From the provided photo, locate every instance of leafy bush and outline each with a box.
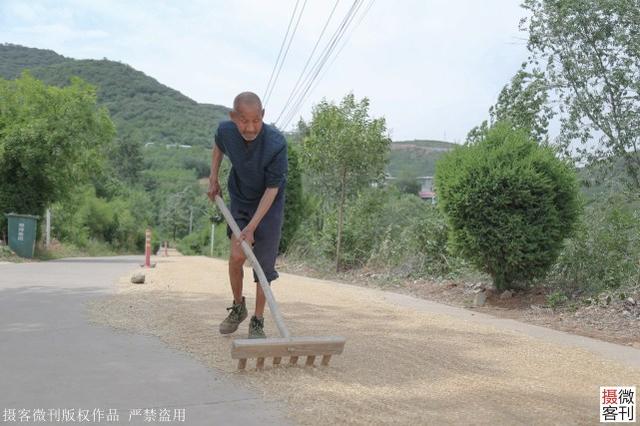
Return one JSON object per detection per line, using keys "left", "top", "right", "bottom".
{"left": 547, "top": 194, "right": 640, "bottom": 293}
{"left": 546, "top": 291, "right": 569, "bottom": 309}
{"left": 0, "top": 72, "right": 114, "bottom": 224}
{"left": 290, "top": 187, "right": 459, "bottom": 277}
{"left": 178, "top": 226, "right": 210, "bottom": 256}
{"left": 178, "top": 219, "right": 229, "bottom": 257}
{"left": 435, "top": 122, "right": 581, "bottom": 290}
{"left": 366, "top": 192, "right": 457, "bottom": 277}
{"left": 321, "top": 187, "right": 389, "bottom": 267}
{"left": 280, "top": 145, "right": 304, "bottom": 254}
{"left": 51, "top": 186, "right": 152, "bottom": 252}
{"left": 35, "top": 239, "right": 116, "bottom": 259}
{"left": 393, "top": 171, "right": 422, "bottom": 196}
{"left": 283, "top": 193, "right": 332, "bottom": 265}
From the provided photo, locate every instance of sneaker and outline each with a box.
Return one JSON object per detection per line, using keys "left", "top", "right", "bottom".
{"left": 248, "top": 315, "right": 266, "bottom": 339}
{"left": 219, "top": 297, "right": 248, "bottom": 334}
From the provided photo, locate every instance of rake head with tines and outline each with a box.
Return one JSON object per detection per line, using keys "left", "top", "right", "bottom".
{"left": 215, "top": 196, "right": 347, "bottom": 370}
{"left": 232, "top": 336, "right": 346, "bottom": 370}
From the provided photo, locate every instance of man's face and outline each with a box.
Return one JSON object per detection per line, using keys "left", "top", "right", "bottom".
{"left": 230, "top": 103, "right": 264, "bottom": 142}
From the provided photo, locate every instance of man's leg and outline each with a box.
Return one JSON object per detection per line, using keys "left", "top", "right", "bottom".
{"left": 251, "top": 197, "right": 284, "bottom": 320}
{"left": 219, "top": 205, "right": 250, "bottom": 335}
{"left": 229, "top": 235, "right": 246, "bottom": 304}
{"left": 255, "top": 282, "right": 266, "bottom": 318}
{"left": 219, "top": 235, "right": 249, "bottom": 334}
{"left": 246, "top": 240, "right": 271, "bottom": 339}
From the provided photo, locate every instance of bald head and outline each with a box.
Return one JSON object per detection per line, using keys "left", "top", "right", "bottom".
{"left": 230, "top": 91, "right": 265, "bottom": 142}
{"left": 233, "top": 92, "right": 263, "bottom": 112}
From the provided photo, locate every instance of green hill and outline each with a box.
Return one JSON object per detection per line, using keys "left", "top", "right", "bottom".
{"left": 389, "top": 138, "right": 632, "bottom": 200}
{"left": 0, "top": 43, "right": 229, "bottom": 147}
{"left": 388, "top": 139, "right": 457, "bottom": 177}
{"left": 578, "top": 155, "right": 633, "bottom": 201}
{"left": 0, "top": 43, "right": 69, "bottom": 77}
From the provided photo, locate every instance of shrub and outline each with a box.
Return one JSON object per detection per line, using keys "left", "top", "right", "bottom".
{"left": 321, "top": 187, "right": 388, "bottom": 267}
{"left": 280, "top": 145, "right": 304, "bottom": 254}
{"left": 314, "top": 187, "right": 456, "bottom": 276}
{"left": 367, "top": 194, "right": 455, "bottom": 277}
{"left": 283, "top": 193, "right": 332, "bottom": 266}
{"left": 178, "top": 229, "right": 208, "bottom": 255}
{"left": 178, "top": 218, "right": 229, "bottom": 257}
{"left": 547, "top": 193, "right": 640, "bottom": 293}
{"left": 51, "top": 185, "right": 152, "bottom": 252}
{"left": 435, "top": 122, "right": 581, "bottom": 290}
{"left": 546, "top": 291, "right": 569, "bottom": 309}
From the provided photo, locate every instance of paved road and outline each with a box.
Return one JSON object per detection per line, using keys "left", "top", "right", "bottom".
{"left": 0, "top": 257, "right": 290, "bottom": 425}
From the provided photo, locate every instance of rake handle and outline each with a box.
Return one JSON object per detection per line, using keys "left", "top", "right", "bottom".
{"left": 215, "top": 195, "right": 291, "bottom": 339}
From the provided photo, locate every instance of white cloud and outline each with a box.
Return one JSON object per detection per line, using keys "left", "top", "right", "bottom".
{"left": 0, "top": 0, "right": 530, "bottom": 141}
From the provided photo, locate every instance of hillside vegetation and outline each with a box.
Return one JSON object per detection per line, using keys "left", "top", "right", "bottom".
{"left": 0, "top": 44, "right": 229, "bottom": 148}
{"left": 389, "top": 139, "right": 456, "bottom": 177}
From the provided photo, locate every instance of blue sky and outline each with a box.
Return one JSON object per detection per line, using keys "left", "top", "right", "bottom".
{"left": 1, "top": 0, "right": 529, "bottom": 142}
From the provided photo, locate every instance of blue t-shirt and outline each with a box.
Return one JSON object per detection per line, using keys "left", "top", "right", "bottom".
{"left": 214, "top": 120, "right": 288, "bottom": 205}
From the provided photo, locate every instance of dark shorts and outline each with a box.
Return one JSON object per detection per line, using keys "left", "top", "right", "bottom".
{"left": 226, "top": 194, "right": 285, "bottom": 283}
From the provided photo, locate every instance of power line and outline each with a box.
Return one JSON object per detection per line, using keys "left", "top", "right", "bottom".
{"left": 279, "top": 0, "right": 367, "bottom": 129}
{"left": 264, "top": 0, "right": 308, "bottom": 108}
{"left": 277, "top": 0, "right": 362, "bottom": 128}
{"left": 273, "top": 0, "right": 340, "bottom": 126}
{"left": 262, "top": 0, "right": 301, "bottom": 106}
{"left": 331, "top": 0, "right": 375, "bottom": 68}
{"left": 263, "top": 0, "right": 308, "bottom": 109}
{"left": 282, "top": 0, "right": 375, "bottom": 130}
{"left": 283, "top": 0, "right": 375, "bottom": 129}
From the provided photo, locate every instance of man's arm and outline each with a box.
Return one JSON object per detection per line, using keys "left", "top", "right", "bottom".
{"left": 238, "top": 187, "right": 278, "bottom": 245}
{"left": 207, "top": 144, "right": 224, "bottom": 200}
{"left": 247, "top": 187, "right": 279, "bottom": 231}
{"left": 238, "top": 187, "right": 279, "bottom": 245}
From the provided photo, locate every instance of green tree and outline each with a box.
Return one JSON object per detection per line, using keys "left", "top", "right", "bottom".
{"left": 436, "top": 122, "right": 581, "bottom": 290}
{"left": 467, "top": 68, "right": 553, "bottom": 144}
{"left": 280, "top": 144, "right": 304, "bottom": 253}
{"left": 0, "top": 72, "right": 114, "bottom": 231}
{"left": 547, "top": 193, "right": 640, "bottom": 292}
{"left": 301, "top": 93, "right": 391, "bottom": 271}
{"left": 110, "top": 134, "right": 143, "bottom": 183}
{"left": 522, "top": 0, "right": 640, "bottom": 187}
{"left": 160, "top": 188, "right": 192, "bottom": 241}
{"left": 158, "top": 185, "right": 208, "bottom": 241}
{"left": 394, "top": 170, "right": 422, "bottom": 195}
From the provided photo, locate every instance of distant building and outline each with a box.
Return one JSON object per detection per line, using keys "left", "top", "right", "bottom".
{"left": 417, "top": 176, "right": 436, "bottom": 204}
{"left": 381, "top": 174, "right": 436, "bottom": 203}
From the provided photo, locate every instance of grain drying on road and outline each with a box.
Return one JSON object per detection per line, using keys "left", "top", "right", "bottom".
{"left": 88, "top": 255, "right": 640, "bottom": 425}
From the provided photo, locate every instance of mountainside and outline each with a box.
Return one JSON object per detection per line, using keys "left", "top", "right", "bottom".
{"left": 388, "top": 139, "right": 457, "bottom": 177}
{"left": 0, "top": 44, "right": 229, "bottom": 147}
{"left": 2, "top": 44, "right": 458, "bottom": 177}
{"left": 0, "top": 44, "right": 69, "bottom": 77}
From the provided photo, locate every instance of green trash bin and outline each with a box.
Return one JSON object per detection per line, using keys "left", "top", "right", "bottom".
{"left": 6, "top": 213, "right": 40, "bottom": 258}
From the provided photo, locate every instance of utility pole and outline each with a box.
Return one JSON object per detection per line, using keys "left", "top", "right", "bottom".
{"left": 210, "top": 223, "right": 215, "bottom": 257}
{"left": 45, "top": 209, "right": 51, "bottom": 248}
{"left": 144, "top": 228, "right": 151, "bottom": 267}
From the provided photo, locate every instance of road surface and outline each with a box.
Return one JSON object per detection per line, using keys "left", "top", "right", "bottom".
{"left": 0, "top": 256, "right": 290, "bottom": 425}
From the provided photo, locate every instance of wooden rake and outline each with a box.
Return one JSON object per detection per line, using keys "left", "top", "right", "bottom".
{"left": 215, "top": 195, "right": 346, "bottom": 370}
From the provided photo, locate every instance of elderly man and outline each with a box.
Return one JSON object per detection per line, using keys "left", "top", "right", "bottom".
{"left": 207, "top": 92, "right": 287, "bottom": 339}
